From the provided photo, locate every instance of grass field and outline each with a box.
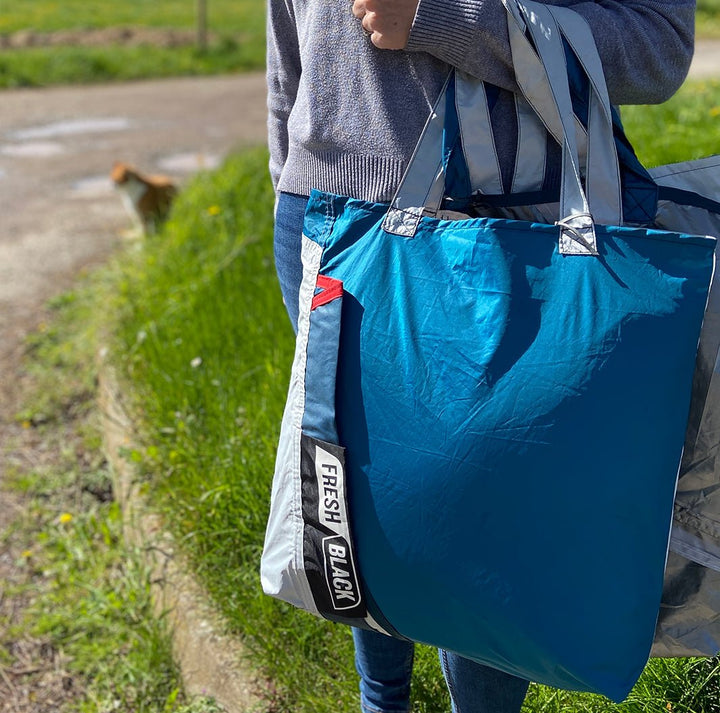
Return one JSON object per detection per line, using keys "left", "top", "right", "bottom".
{"left": 0, "top": 0, "right": 263, "bottom": 34}
{"left": 102, "top": 78, "right": 720, "bottom": 713}
{"left": 1, "top": 282, "right": 215, "bottom": 712}
{"left": 0, "top": 0, "right": 265, "bottom": 87}
{"left": 698, "top": 0, "right": 720, "bottom": 36}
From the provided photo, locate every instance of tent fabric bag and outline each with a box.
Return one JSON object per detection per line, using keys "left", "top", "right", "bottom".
{"left": 649, "top": 156, "right": 720, "bottom": 657}
{"left": 261, "top": 0, "right": 717, "bottom": 701}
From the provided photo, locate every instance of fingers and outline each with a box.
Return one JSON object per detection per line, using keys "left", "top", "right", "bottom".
{"left": 351, "top": 0, "right": 365, "bottom": 19}
{"left": 351, "top": 0, "right": 415, "bottom": 50}
{"left": 352, "top": 2, "right": 382, "bottom": 48}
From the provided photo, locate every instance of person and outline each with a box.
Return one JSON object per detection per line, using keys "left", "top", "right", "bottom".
{"left": 266, "top": 0, "right": 696, "bottom": 710}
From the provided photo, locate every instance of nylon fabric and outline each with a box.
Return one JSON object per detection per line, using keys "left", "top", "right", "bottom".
{"left": 301, "top": 188, "right": 714, "bottom": 700}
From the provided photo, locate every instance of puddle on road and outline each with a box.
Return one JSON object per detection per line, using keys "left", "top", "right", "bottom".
{"left": 1, "top": 141, "right": 65, "bottom": 157}
{"left": 158, "top": 151, "right": 220, "bottom": 173}
{"left": 70, "top": 175, "right": 115, "bottom": 198}
{"left": 8, "top": 117, "right": 131, "bottom": 141}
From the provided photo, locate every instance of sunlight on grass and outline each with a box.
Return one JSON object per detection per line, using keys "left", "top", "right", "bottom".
{"left": 621, "top": 79, "right": 720, "bottom": 166}
{"left": 0, "top": 0, "right": 263, "bottom": 33}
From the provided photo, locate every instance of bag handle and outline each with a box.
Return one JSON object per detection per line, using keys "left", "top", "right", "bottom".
{"left": 516, "top": 1, "right": 621, "bottom": 248}
{"left": 383, "top": 0, "right": 622, "bottom": 256}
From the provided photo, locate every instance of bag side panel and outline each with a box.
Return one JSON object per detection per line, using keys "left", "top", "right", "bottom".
{"left": 260, "top": 237, "right": 324, "bottom": 613}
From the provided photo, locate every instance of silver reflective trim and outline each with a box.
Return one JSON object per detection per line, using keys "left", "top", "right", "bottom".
{"left": 385, "top": 74, "right": 452, "bottom": 230}
{"left": 260, "top": 236, "right": 324, "bottom": 616}
{"left": 546, "top": 4, "right": 621, "bottom": 225}
{"left": 455, "top": 75, "right": 503, "bottom": 194}
{"left": 512, "top": 95, "right": 546, "bottom": 193}
{"left": 556, "top": 213, "right": 598, "bottom": 255}
{"left": 511, "top": 2, "right": 591, "bottom": 226}
{"left": 512, "top": 0, "right": 621, "bottom": 227}
{"left": 382, "top": 206, "right": 424, "bottom": 237}
{"left": 506, "top": 3, "right": 564, "bottom": 145}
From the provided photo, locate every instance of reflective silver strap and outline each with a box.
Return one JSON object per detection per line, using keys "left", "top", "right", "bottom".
{"left": 544, "top": 4, "right": 622, "bottom": 225}
{"left": 382, "top": 73, "right": 451, "bottom": 234}
{"left": 384, "top": 0, "right": 621, "bottom": 248}
{"left": 456, "top": 76, "right": 504, "bottom": 194}
{"left": 510, "top": 0, "right": 597, "bottom": 253}
{"left": 512, "top": 95, "right": 547, "bottom": 193}
{"left": 517, "top": 0, "right": 621, "bottom": 228}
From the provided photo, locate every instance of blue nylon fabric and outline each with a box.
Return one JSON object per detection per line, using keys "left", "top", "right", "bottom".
{"left": 302, "top": 189, "right": 715, "bottom": 701}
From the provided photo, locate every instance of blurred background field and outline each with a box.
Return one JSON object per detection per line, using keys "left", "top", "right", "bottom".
{"left": 0, "top": 0, "right": 260, "bottom": 32}
{"left": 698, "top": 0, "right": 720, "bottom": 36}
{"left": 0, "top": 0, "right": 265, "bottom": 87}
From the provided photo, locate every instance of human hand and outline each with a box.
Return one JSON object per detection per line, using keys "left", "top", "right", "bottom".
{"left": 351, "top": 0, "right": 419, "bottom": 49}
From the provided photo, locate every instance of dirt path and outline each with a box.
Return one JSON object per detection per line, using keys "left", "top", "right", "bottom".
{"left": 0, "top": 71, "right": 266, "bottom": 542}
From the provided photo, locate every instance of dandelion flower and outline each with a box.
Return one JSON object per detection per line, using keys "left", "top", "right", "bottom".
{"left": 59, "top": 513, "right": 73, "bottom": 524}
{"left": 207, "top": 205, "right": 221, "bottom": 216}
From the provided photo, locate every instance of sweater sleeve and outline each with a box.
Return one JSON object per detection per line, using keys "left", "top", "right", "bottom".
{"left": 405, "top": 0, "right": 695, "bottom": 105}
{"left": 267, "top": 0, "right": 302, "bottom": 191}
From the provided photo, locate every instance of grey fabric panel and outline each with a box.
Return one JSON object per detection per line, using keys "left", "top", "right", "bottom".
{"left": 648, "top": 156, "right": 720, "bottom": 656}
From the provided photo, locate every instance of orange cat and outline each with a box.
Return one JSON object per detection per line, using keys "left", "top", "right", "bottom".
{"left": 111, "top": 162, "right": 178, "bottom": 235}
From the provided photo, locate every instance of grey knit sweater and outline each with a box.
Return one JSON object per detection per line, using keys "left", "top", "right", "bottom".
{"left": 267, "top": 0, "right": 695, "bottom": 203}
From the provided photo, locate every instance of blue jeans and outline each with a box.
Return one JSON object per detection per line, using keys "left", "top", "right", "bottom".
{"left": 273, "top": 191, "right": 530, "bottom": 713}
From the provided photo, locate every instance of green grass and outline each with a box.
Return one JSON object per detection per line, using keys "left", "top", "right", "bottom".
{"left": 698, "top": 0, "right": 720, "bottom": 37}
{"left": 621, "top": 79, "right": 720, "bottom": 167}
{"left": 0, "top": 39, "right": 261, "bottom": 89}
{"left": 0, "top": 0, "right": 265, "bottom": 87}
{"left": 107, "top": 80, "right": 720, "bottom": 713}
{"left": 0, "top": 0, "right": 263, "bottom": 34}
{"left": 2, "top": 279, "right": 219, "bottom": 712}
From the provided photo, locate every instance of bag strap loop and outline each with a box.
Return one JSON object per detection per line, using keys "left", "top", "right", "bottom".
{"left": 383, "top": 0, "right": 622, "bottom": 256}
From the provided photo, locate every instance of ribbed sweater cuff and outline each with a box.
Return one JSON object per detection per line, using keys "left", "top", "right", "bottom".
{"left": 277, "top": 147, "right": 407, "bottom": 203}
{"left": 407, "top": 0, "right": 486, "bottom": 67}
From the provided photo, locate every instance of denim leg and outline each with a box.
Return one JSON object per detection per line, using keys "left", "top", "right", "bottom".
{"left": 273, "top": 191, "right": 309, "bottom": 333}
{"left": 440, "top": 650, "right": 530, "bottom": 713}
{"left": 353, "top": 628, "right": 415, "bottom": 713}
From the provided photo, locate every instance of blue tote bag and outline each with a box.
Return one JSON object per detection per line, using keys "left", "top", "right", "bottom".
{"left": 261, "top": 0, "right": 716, "bottom": 700}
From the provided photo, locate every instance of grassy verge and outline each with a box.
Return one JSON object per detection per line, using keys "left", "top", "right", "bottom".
{"left": 106, "top": 80, "right": 720, "bottom": 713}
{"left": 0, "top": 276, "right": 221, "bottom": 712}
{"left": 621, "top": 79, "right": 720, "bottom": 167}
